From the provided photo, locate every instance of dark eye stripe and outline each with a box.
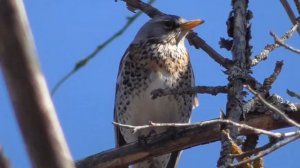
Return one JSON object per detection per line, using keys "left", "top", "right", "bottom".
{"left": 163, "top": 20, "right": 179, "bottom": 30}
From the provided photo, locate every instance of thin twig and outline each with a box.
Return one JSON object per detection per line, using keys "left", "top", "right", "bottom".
{"left": 51, "top": 0, "right": 155, "bottom": 95}
{"left": 295, "top": 0, "right": 300, "bottom": 15}
{"left": 186, "top": 32, "right": 233, "bottom": 69}
{"left": 280, "top": 0, "right": 300, "bottom": 35}
{"left": 271, "top": 32, "right": 300, "bottom": 54}
{"left": 123, "top": 0, "right": 163, "bottom": 17}
{"left": 230, "top": 133, "right": 300, "bottom": 167}
{"left": 245, "top": 85, "right": 300, "bottom": 129}
{"left": 151, "top": 85, "right": 227, "bottom": 99}
{"left": 113, "top": 119, "right": 284, "bottom": 138}
{"left": 287, "top": 89, "right": 300, "bottom": 99}
{"left": 222, "top": 130, "right": 252, "bottom": 168}
{"left": 262, "top": 61, "right": 284, "bottom": 92}
{"left": 251, "top": 20, "right": 300, "bottom": 66}
{"left": 231, "top": 138, "right": 276, "bottom": 159}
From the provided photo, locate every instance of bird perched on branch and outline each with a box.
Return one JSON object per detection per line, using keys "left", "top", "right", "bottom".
{"left": 114, "top": 14, "right": 203, "bottom": 168}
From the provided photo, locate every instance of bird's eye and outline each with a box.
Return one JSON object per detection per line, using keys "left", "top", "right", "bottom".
{"left": 163, "top": 21, "right": 177, "bottom": 30}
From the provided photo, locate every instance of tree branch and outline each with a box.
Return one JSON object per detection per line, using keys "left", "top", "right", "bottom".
{"left": 76, "top": 104, "right": 300, "bottom": 168}
{"left": 0, "top": 1, "right": 74, "bottom": 168}
{"left": 295, "top": 0, "right": 300, "bottom": 15}
{"left": 113, "top": 120, "right": 284, "bottom": 138}
{"left": 218, "top": 0, "right": 250, "bottom": 167}
{"left": 186, "top": 32, "right": 233, "bottom": 69}
{"left": 280, "top": 0, "right": 300, "bottom": 35}
{"left": 287, "top": 89, "right": 300, "bottom": 99}
{"left": 246, "top": 85, "right": 300, "bottom": 128}
{"left": 271, "top": 32, "right": 300, "bottom": 54}
{"left": 262, "top": 61, "right": 284, "bottom": 92}
{"left": 231, "top": 133, "right": 300, "bottom": 167}
{"left": 251, "top": 19, "right": 300, "bottom": 66}
{"left": 151, "top": 85, "right": 227, "bottom": 99}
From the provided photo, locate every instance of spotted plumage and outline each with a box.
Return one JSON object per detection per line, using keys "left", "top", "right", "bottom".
{"left": 114, "top": 15, "right": 203, "bottom": 168}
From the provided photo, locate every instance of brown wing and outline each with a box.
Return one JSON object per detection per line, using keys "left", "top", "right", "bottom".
{"left": 114, "top": 48, "right": 130, "bottom": 148}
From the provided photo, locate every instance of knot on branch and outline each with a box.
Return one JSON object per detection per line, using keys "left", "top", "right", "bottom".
{"left": 226, "top": 65, "right": 250, "bottom": 82}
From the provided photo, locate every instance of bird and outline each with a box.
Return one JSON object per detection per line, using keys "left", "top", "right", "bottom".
{"left": 114, "top": 14, "right": 204, "bottom": 168}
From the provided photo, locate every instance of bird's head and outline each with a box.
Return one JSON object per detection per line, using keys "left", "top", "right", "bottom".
{"left": 132, "top": 15, "right": 204, "bottom": 45}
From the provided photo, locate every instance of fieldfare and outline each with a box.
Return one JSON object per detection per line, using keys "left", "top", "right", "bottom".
{"left": 114, "top": 14, "right": 203, "bottom": 168}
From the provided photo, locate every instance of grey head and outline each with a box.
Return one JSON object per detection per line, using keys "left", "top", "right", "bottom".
{"left": 132, "top": 14, "right": 204, "bottom": 45}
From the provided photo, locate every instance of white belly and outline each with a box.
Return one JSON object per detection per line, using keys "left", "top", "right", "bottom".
{"left": 121, "top": 71, "right": 184, "bottom": 143}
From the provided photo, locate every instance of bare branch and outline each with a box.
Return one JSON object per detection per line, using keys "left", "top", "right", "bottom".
{"left": 113, "top": 120, "right": 283, "bottom": 138}
{"left": 231, "top": 133, "right": 300, "bottom": 167}
{"left": 231, "top": 138, "right": 276, "bottom": 159}
{"left": 151, "top": 85, "right": 227, "bottom": 99}
{"left": 218, "top": 0, "right": 250, "bottom": 167}
{"left": 262, "top": 61, "right": 284, "bottom": 92}
{"left": 251, "top": 20, "right": 300, "bottom": 66}
{"left": 0, "top": 1, "right": 74, "bottom": 168}
{"left": 123, "top": 0, "right": 163, "bottom": 17}
{"left": 246, "top": 86, "right": 300, "bottom": 129}
{"left": 287, "top": 89, "right": 300, "bottom": 99}
{"left": 76, "top": 107, "right": 300, "bottom": 168}
{"left": 222, "top": 130, "right": 252, "bottom": 168}
{"left": 295, "top": 0, "right": 300, "bottom": 15}
{"left": 271, "top": 32, "right": 300, "bottom": 54}
{"left": 280, "top": 0, "right": 300, "bottom": 35}
{"left": 186, "top": 31, "right": 233, "bottom": 69}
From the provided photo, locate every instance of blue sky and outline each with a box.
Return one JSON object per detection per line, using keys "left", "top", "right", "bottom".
{"left": 1, "top": 0, "right": 300, "bottom": 167}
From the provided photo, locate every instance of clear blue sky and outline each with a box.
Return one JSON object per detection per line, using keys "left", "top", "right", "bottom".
{"left": 1, "top": 1, "right": 300, "bottom": 167}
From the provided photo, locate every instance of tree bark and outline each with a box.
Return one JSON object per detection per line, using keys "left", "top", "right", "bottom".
{"left": 0, "top": 1, "right": 74, "bottom": 168}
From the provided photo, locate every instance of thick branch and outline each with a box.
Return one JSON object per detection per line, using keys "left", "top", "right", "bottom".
{"left": 218, "top": 0, "right": 250, "bottom": 167}
{"left": 76, "top": 104, "right": 300, "bottom": 168}
{"left": 0, "top": 1, "right": 74, "bottom": 168}
{"left": 246, "top": 86, "right": 300, "bottom": 128}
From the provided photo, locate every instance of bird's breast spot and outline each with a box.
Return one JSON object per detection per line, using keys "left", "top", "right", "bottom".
{"left": 127, "top": 72, "right": 180, "bottom": 126}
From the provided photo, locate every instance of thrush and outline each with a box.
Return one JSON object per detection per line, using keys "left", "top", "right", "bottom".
{"left": 114, "top": 14, "right": 203, "bottom": 168}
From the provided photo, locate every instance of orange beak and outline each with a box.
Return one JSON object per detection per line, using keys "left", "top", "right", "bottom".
{"left": 180, "top": 19, "right": 205, "bottom": 31}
